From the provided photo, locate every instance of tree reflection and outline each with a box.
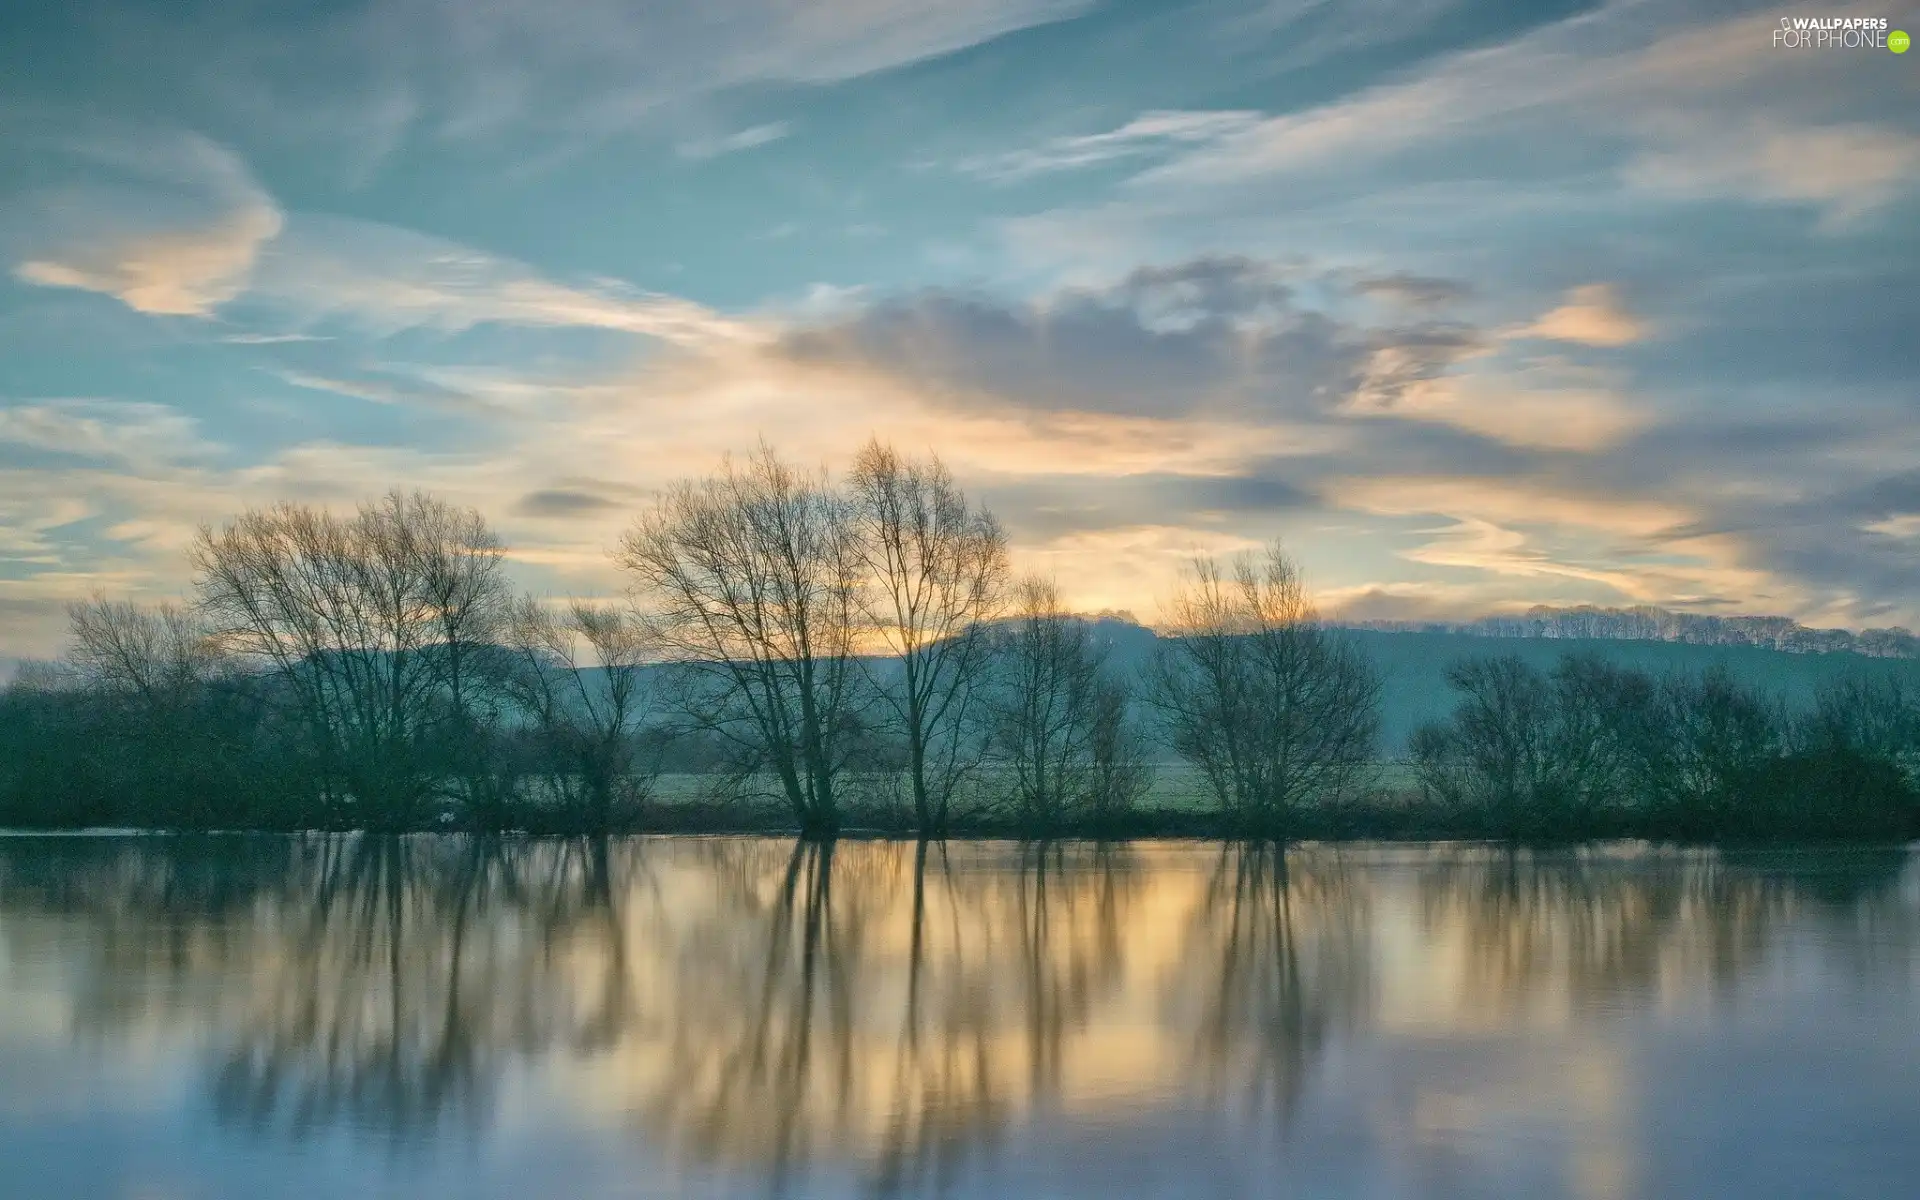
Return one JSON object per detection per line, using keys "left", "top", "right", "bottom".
{"left": 1011, "top": 841, "right": 1134, "bottom": 1098}
{"left": 1162, "top": 842, "right": 1370, "bottom": 1128}
{"left": 632, "top": 839, "right": 1143, "bottom": 1192}
{"left": 636, "top": 838, "right": 863, "bottom": 1179}
{"left": 1, "top": 836, "right": 1915, "bottom": 1188}
{"left": 212, "top": 835, "right": 647, "bottom": 1136}
{"left": 1413, "top": 847, "right": 1798, "bottom": 1014}
{"left": 0, "top": 835, "right": 645, "bottom": 1138}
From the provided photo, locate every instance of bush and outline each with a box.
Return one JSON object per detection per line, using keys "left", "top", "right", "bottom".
{"left": 1413, "top": 654, "right": 1918, "bottom": 842}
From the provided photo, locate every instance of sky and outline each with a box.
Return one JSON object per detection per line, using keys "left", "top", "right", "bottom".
{"left": 0, "top": 0, "right": 1916, "bottom": 659}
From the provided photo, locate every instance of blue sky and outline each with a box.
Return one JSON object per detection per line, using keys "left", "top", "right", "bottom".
{"left": 0, "top": 0, "right": 1916, "bottom": 657}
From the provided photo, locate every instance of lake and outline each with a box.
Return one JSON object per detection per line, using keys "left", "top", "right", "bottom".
{"left": 0, "top": 835, "right": 1916, "bottom": 1198}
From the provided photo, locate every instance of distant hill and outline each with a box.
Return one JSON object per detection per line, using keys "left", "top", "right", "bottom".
{"left": 1079, "top": 618, "right": 1920, "bottom": 757}
{"left": 1343, "top": 604, "right": 1918, "bottom": 659}
{"left": 1343, "top": 630, "right": 1920, "bottom": 754}
{"left": 68, "top": 612, "right": 1901, "bottom": 763}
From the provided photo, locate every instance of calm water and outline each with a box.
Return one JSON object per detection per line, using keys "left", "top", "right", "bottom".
{"left": 1, "top": 836, "right": 1916, "bottom": 1199}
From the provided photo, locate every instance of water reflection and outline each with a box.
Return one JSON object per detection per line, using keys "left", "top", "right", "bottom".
{"left": 1, "top": 836, "right": 1916, "bottom": 1196}
{"left": 1164, "top": 844, "right": 1370, "bottom": 1127}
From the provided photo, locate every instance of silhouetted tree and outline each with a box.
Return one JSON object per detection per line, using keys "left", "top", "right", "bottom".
{"left": 1804, "top": 674, "right": 1920, "bottom": 787}
{"left": 619, "top": 445, "right": 862, "bottom": 836}
{"left": 192, "top": 491, "right": 511, "bottom": 828}
{"left": 1413, "top": 653, "right": 1916, "bottom": 840}
{"left": 1147, "top": 541, "right": 1380, "bottom": 836}
{"left": 0, "top": 663, "right": 115, "bottom": 826}
{"left": 990, "top": 578, "right": 1149, "bottom": 830}
{"left": 60, "top": 598, "right": 299, "bottom": 826}
{"left": 504, "top": 596, "right": 663, "bottom": 831}
{"left": 846, "top": 439, "right": 1009, "bottom": 834}
{"left": 1411, "top": 654, "right": 1655, "bottom": 837}
{"left": 1650, "top": 666, "right": 1786, "bottom": 836}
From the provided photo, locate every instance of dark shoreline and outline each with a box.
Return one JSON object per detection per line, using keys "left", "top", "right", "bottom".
{"left": 4, "top": 804, "right": 1914, "bottom": 847}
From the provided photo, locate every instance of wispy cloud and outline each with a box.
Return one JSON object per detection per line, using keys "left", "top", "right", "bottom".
{"left": 677, "top": 122, "right": 791, "bottom": 160}
{"left": 957, "top": 111, "right": 1264, "bottom": 182}
{"left": 1, "top": 0, "right": 1914, "bottom": 655}
{"left": 1512, "top": 284, "right": 1648, "bottom": 349}
{"left": 218, "top": 331, "right": 333, "bottom": 344}
{"left": 1624, "top": 120, "right": 1920, "bottom": 231}
{"left": 1128, "top": 7, "right": 1920, "bottom": 226}
{"left": 245, "top": 215, "right": 763, "bottom": 348}
{"left": 782, "top": 257, "right": 1484, "bottom": 420}
{"left": 10, "top": 131, "right": 282, "bottom": 316}
{"left": 0, "top": 399, "right": 217, "bottom": 467}
{"left": 74, "top": 0, "right": 1090, "bottom": 159}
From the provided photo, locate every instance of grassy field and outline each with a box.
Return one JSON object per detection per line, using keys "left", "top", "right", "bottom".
{"left": 647, "top": 762, "right": 1419, "bottom": 810}
{"left": 614, "top": 763, "right": 1434, "bottom": 839}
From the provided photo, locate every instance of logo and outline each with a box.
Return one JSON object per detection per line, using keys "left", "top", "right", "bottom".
{"left": 1771, "top": 15, "right": 1895, "bottom": 48}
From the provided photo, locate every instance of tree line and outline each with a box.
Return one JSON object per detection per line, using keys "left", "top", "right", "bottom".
{"left": 1411, "top": 654, "right": 1920, "bottom": 840}
{"left": 2, "top": 437, "right": 1916, "bottom": 841}
{"left": 1355, "top": 603, "right": 1920, "bottom": 658}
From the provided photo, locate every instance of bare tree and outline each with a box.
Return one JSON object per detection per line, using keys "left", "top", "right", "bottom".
{"left": 399, "top": 493, "right": 511, "bottom": 726}
{"left": 1652, "top": 666, "right": 1785, "bottom": 832}
{"left": 1411, "top": 653, "right": 1793, "bottom": 838}
{"left": 68, "top": 597, "right": 219, "bottom": 707}
{"left": 66, "top": 597, "right": 233, "bottom": 824}
{"left": 1085, "top": 676, "right": 1152, "bottom": 822}
{"left": 1805, "top": 673, "right": 1920, "bottom": 788}
{"left": 191, "top": 491, "right": 510, "bottom": 828}
{"left": 1146, "top": 541, "right": 1380, "bottom": 836}
{"left": 383, "top": 493, "right": 514, "bottom": 819}
{"left": 618, "top": 445, "right": 862, "bottom": 836}
{"left": 505, "top": 596, "right": 663, "bottom": 830}
{"left": 846, "top": 439, "right": 1009, "bottom": 834}
{"left": 991, "top": 578, "right": 1148, "bottom": 830}
{"left": 1410, "top": 655, "right": 1562, "bottom": 832}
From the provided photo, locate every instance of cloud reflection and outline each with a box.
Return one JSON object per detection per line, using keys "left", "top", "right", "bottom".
{"left": 0, "top": 837, "right": 1915, "bottom": 1193}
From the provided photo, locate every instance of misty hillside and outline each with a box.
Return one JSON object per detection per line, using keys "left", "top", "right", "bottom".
{"left": 1076, "top": 619, "right": 1920, "bottom": 756}
{"left": 1344, "top": 604, "right": 1919, "bottom": 659}
{"left": 197, "top": 615, "right": 1920, "bottom": 762}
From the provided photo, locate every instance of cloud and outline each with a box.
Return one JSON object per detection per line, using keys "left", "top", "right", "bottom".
{"left": 270, "top": 366, "right": 498, "bottom": 412}
{"left": 514, "top": 488, "right": 627, "bottom": 518}
{"left": 218, "top": 331, "right": 332, "bottom": 344}
{"left": 1665, "top": 466, "right": 1920, "bottom": 621}
{"left": 677, "top": 122, "right": 791, "bottom": 160}
{"left": 957, "top": 111, "right": 1265, "bottom": 181}
{"left": 782, "top": 257, "right": 1484, "bottom": 420}
{"left": 979, "top": 465, "right": 1317, "bottom": 541}
{"left": 11, "top": 129, "right": 719, "bottom": 354}
{"left": 1378, "top": 368, "right": 1651, "bottom": 452}
{"left": 244, "top": 215, "right": 762, "bottom": 347}
{"left": 1624, "top": 120, "right": 1920, "bottom": 231}
{"left": 9, "top": 132, "right": 283, "bottom": 316}
{"left": 1348, "top": 273, "right": 1475, "bottom": 308}
{"left": 0, "top": 265, "right": 1912, "bottom": 656}
{"left": 1513, "top": 285, "right": 1648, "bottom": 348}
{"left": 1218, "top": 0, "right": 1474, "bottom": 66}
{"left": 1124, "top": 8, "right": 1919, "bottom": 227}
{"left": 0, "top": 400, "right": 216, "bottom": 468}
{"left": 513, "top": 254, "right": 1911, "bottom": 627}
{"left": 73, "top": 0, "right": 1089, "bottom": 158}
{"left": 1865, "top": 515, "right": 1920, "bottom": 541}
{"left": 5, "top": 3, "right": 1917, "bottom": 656}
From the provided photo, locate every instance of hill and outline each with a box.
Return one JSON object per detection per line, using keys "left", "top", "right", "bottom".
{"left": 467, "top": 615, "right": 1920, "bottom": 760}
{"left": 1080, "top": 619, "right": 1920, "bottom": 756}
{"left": 1346, "top": 604, "right": 1919, "bottom": 658}
{"left": 1345, "top": 630, "right": 1920, "bottom": 754}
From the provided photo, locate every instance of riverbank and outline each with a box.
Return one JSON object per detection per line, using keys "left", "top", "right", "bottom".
{"left": 5, "top": 790, "right": 1914, "bottom": 844}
